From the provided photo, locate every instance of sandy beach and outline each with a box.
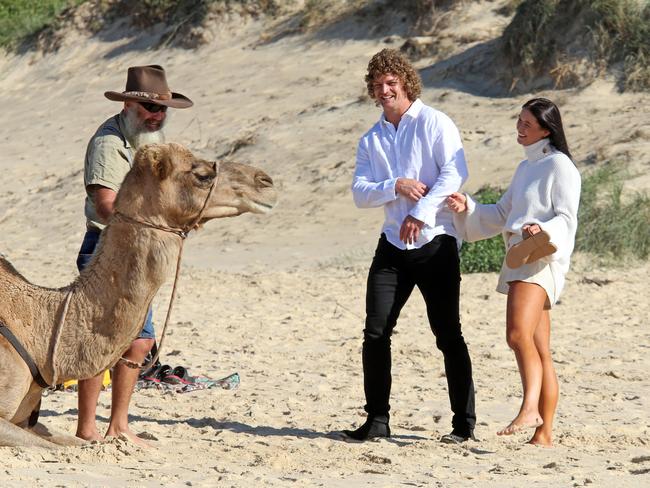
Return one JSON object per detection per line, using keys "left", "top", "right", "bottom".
{"left": 1, "top": 1, "right": 649, "bottom": 486}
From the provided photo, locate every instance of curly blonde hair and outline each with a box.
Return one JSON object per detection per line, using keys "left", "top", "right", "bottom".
{"left": 365, "top": 49, "right": 422, "bottom": 102}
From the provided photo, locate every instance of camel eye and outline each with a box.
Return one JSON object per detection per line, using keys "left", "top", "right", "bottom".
{"left": 193, "top": 171, "right": 214, "bottom": 183}
{"left": 190, "top": 162, "right": 216, "bottom": 185}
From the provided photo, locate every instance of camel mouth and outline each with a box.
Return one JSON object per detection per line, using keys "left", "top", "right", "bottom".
{"left": 250, "top": 200, "right": 276, "bottom": 214}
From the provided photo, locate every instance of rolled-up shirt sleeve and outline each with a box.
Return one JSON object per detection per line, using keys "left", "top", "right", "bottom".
{"left": 85, "top": 137, "right": 131, "bottom": 192}
{"left": 410, "top": 115, "right": 468, "bottom": 226}
{"left": 352, "top": 138, "right": 398, "bottom": 208}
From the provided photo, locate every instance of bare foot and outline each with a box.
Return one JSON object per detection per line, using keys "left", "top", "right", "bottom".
{"left": 106, "top": 428, "right": 153, "bottom": 448}
{"left": 75, "top": 428, "right": 103, "bottom": 442}
{"left": 528, "top": 433, "right": 553, "bottom": 447}
{"left": 497, "top": 414, "right": 543, "bottom": 436}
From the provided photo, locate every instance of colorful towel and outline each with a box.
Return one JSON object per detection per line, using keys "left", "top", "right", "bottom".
{"left": 136, "top": 372, "right": 240, "bottom": 393}
{"left": 49, "top": 371, "right": 240, "bottom": 394}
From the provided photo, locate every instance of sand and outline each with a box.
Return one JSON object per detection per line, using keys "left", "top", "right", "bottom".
{"left": 1, "top": 1, "right": 649, "bottom": 486}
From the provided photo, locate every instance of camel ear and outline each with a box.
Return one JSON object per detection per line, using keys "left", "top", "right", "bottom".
{"left": 136, "top": 144, "right": 173, "bottom": 180}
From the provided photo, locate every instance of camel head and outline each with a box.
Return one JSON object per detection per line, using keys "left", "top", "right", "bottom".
{"left": 114, "top": 143, "right": 277, "bottom": 228}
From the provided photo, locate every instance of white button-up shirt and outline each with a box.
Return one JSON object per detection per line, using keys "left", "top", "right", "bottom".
{"left": 352, "top": 99, "right": 468, "bottom": 250}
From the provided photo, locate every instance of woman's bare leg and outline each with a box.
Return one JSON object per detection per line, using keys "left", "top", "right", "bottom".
{"left": 497, "top": 281, "right": 547, "bottom": 435}
{"left": 528, "top": 309, "right": 558, "bottom": 446}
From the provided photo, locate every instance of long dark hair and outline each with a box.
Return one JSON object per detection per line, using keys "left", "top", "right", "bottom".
{"left": 522, "top": 98, "right": 572, "bottom": 161}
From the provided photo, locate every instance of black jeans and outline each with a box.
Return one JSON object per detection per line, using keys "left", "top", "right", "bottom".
{"left": 362, "top": 233, "right": 476, "bottom": 435}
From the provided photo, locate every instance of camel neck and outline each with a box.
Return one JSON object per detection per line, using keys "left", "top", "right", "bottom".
{"left": 50, "top": 221, "right": 181, "bottom": 382}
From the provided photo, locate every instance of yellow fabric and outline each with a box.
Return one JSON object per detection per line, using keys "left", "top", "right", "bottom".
{"left": 63, "top": 369, "right": 111, "bottom": 389}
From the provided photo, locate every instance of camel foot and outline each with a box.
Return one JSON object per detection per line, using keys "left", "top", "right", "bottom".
{"left": 497, "top": 415, "right": 543, "bottom": 436}
{"left": 28, "top": 423, "right": 87, "bottom": 447}
{"left": 1, "top": 418, "right": 57, "bottom": 448}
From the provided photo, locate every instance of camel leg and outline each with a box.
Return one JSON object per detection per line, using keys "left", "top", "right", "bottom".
{"left": 0, "top": 417, "right": 56, "bottom": 448}
{"left": 28, "top": 422, "right": 87, "bottom": 447}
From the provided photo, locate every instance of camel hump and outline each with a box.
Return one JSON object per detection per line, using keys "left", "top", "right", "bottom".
{"left": 0, "top": 255, "right": 31, "bottom": 285}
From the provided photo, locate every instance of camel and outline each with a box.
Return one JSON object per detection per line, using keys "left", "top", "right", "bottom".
{"left": 0, "top": 142, "right": 277, "bottom": 447}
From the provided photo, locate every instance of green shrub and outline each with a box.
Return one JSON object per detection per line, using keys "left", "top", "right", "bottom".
{"left": 502, "top": 0, "right": 559, "bottom": 78}
{"left": 502, "top": 0, "right": 650, "bottom": 91}
{"left": 459, "top": 185, "right": 506, "bottom": 273}
{"left": 0, "top": 0, "right": 83, "bottom": 49}
{"left": 576, "top": 162, "right": 650, "bottom": 260}
{"left": 0, "top": 0, "right": 285, "bottom": 51}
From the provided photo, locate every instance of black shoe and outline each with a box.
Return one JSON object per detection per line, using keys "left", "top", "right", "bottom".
{"left": 439, "top": 430, "right": 477, "bottom": 444}
{"left": 342, "top": 417, "right": 390, "bottom": 441}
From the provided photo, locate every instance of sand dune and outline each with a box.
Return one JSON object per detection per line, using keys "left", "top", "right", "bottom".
{"left": 1, "top": 1, "right": 649, "bottom": 486}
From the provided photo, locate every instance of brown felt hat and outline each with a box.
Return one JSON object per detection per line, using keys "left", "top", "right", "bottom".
{"left": 104, "top": 65, "right": 193, "bottom": 109}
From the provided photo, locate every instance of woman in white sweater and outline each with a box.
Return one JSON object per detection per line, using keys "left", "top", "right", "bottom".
{"left": 447, "top": 98, "right": 581, "bottom": 446}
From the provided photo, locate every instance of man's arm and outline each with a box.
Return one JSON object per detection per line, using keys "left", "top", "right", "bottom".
{"left": 89, "top": 185, "right": 117, "bottom": 223}
{"left": 351, "top": 139, "right": 400, "bottom": 208}
{"left": 397, "top": 179, "right": 430, "bottom": 245}
{"left": 409, "top": 113, "right": 468, "bottom": 226}
{"left": 395, "top": 178, "right": 428, "bottom": 201}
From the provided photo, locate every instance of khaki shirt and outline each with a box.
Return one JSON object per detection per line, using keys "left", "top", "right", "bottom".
{"left": 83, "top": 113, "right": 133, "bottom": 231}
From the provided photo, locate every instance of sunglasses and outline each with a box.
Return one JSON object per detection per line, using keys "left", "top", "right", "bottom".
{"left": 138, "top": 102, "right": 167, "bottom": 113}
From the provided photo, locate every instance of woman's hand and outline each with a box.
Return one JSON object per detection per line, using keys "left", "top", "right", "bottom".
{"left": 446, "top": 192, "right": 467, "bottom": 213}
{"left": 522, "top": 223, "right": 542, "bottom": 238}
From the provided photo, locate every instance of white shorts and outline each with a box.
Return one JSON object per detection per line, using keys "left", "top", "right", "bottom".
{"left": 496, "top": 234, "right": 556, "bottom": 309}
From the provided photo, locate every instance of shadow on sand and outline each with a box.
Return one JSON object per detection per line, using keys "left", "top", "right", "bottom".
{"left": 39, "top": 409, "right": 427, "bottom": 445}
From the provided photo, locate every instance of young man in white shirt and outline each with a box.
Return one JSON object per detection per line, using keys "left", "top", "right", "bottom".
{"left": 344, "top": 49, "right": 476, "bottom": 444}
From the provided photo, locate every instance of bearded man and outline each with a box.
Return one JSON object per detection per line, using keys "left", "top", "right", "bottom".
{"left": 75, "top": 65, "right": 192, "bottom": 446}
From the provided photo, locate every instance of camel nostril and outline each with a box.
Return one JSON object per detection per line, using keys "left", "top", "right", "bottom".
{"left": 256, "top": 172, "right": 273, "bottom": 188}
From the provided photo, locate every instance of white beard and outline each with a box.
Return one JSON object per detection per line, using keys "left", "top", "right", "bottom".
{"left": 131, "top": 129, "right": 165, "bottom": 148}
{"left": 122, "top": 106, "right": 166, "bottom": 149}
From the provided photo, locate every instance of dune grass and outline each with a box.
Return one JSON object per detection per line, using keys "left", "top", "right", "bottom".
{"left": 503, "top": 0, "right": 650, "bottom": 91}
{"left": 575, "top": 162, "right": 650, "bottom": 260}
{"left": 0, "top": 0, "right": 84, "bottom": 49}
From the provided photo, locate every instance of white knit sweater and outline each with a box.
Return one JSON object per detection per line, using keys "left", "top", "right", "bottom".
{"left": 454, "top": 138, "right": 581, "bottom": 302}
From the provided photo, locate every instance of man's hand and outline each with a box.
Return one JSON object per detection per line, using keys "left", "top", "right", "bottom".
{"left": 446, "top": 192, "right": 467, "bottom": 213}
{"left": 400, "top": 215, "right": 425, "bottom": 245}
{"left": 396, "top": 178, "right": 428, "bottom": 202}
